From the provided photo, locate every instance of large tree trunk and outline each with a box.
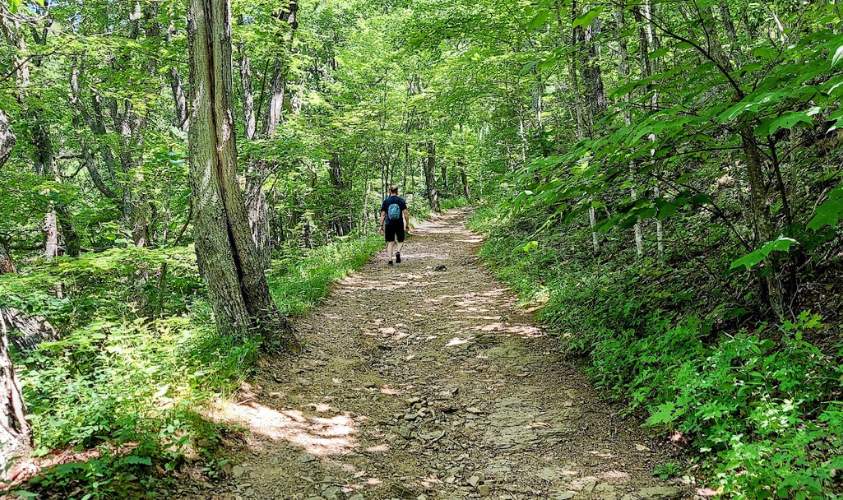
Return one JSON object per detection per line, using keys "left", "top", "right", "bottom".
{"left": 423, "top": 141, "right": 440, "bottom": 213}
{"left": 0, "top": 309, "right": 31, "bottom": 480}
{"left": 0, "top": 113, "right": 29, "bottom": 476}
{"left": 187, "top": 0, "right": 297, "bottom": 347}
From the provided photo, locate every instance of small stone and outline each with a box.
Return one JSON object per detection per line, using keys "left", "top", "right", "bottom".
{"left": 231, "top": 465, "right": 246, "bottom": 478}
{"left": 553, "top": 492, "right": 576, "bottom": 500}
{"left": 478, "top": 484, "right": 492, "bottom": 496}
{"left": 634, "top": 444, "right": 651, "bottom": 452}
{"left": 467, "top": 475, "right": 481, "bottom": 487}
{"left": 635, "top": 486, "right": 683, "bottom": 499}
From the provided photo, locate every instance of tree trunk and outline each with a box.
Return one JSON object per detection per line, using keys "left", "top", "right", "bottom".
{"left": 423, "top": 141, "right": 440, "bottom": 212}
{"left": 0, "top": 311, "right": 31, "bottom": 480}
{"left": 0, "top": 111, "right": 16, "bottom": 274}
{"left": 0, "top": 241, "right": 15, "bottom": 275}
{"left": 262, "top": 0, "right": 298, "bottom": 137}
{"left": 187, "top": 0, "right": 296, "bottom": 347}
{"left": 42, "top": 210, "right": 60, "bottom": 259}
{"left": 0, "top": 110, "right": 14, "bottom": 168}
{"left": 0, "top": 308, "right": 59, "bottom": 352}
{"left": 238, "top": 40, "right": 257, "bottom": 140}
{"left": 169, "top": 23, "right": 190, "bottom": 131}
{"left": 459, "top": 165, "right": 470, "bottom": 199}
{"left": 565, "top": 0, "right": 600, "bottom": 252}
{"left": 245, "top": 174, "right": 271, "bottom": 270}
{"left": 615, "top": 3, "right": 644, "bottom": 258}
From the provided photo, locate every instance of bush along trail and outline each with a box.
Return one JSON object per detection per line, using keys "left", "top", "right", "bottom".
{"left": 172, "top": 209, "right": 687, "bottom": 500}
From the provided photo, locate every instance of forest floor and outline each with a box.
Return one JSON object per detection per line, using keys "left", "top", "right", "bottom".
{"left": 175, "top": 209, "right": 689, "bottom": 499}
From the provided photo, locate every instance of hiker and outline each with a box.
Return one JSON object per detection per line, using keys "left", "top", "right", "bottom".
{"left": 380, "top": 186, "right": 410, "bottom": 265}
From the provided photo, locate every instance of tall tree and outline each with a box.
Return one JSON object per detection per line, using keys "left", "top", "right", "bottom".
{"left": 186, "top": 0, "right": 297, "bottom": 346}
{"left": 0, "top": 111, "right": 29, "bottom": 479}
{"left": 423, "top": 141, "right": 441, "bottom": 213}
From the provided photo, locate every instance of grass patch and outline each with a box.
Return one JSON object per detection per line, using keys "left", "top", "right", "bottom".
{"left": 268, "top": 235, "right": 382, "bottom": 316}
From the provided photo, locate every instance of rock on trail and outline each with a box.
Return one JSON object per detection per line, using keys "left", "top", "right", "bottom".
{"left": 176, "top": 209, "right": 688, "bottom": 499}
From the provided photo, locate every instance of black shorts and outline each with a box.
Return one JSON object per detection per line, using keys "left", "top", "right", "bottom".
{"left": 385, "top": 223, "right": 405, "bottom": 243}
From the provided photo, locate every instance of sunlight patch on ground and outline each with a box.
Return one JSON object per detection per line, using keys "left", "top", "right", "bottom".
{"left": 209, "top": 401, "right": 358, "bottom": 456}
{"left": 446, "top": 336, "right": 471, "bottom": 347}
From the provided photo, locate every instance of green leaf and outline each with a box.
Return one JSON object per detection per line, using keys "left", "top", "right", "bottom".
{"left": 808, "top": 186, "right": 843, "bottom": 231}
{"left": 527, "top": 10, "right": 551, "bottom": 31}
{"left": 768, "top": 111, "right": 814, "bottom": 135}
{"left": 646, "top": 402, "right": 678, "bottom": 426}
{"left": 730, "top": 236, "right": 799, "bottom": 271}
{"left": 832, "top": 45, "right": 843, "bottom": 67}
{"left": 521, "top": 240, "right": 539, "bottom": 253}
{"left": 121, "top": 454, "right": 153, "bottom": 466}
{"left": 573, "top": 7, "right": 602, "bottom": 28}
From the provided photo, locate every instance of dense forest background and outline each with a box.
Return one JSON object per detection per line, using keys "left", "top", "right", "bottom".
{"left": 0, "top": 0, "right": 841, "bottom": 497}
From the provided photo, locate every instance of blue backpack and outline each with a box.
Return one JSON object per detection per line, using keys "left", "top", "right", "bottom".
{"left": 387, "top": 202, "right": 402, "bottom": 222}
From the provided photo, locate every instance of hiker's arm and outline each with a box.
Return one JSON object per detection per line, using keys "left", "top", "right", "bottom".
{"left": 379, "top": 210, "right": 386, "bottom": 233}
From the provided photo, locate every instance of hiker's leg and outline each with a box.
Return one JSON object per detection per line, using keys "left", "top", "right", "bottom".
{"left": 387, "top": 240, "right": 395, "bottom": 260}
{"left": 395, "top": 226, "right": 405, "bottom": 253}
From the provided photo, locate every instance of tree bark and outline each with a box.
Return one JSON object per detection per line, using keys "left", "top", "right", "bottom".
{"left": 0, "top": 311, "right": 31, "bottom": 480}
{"left": 0, "top": 111, "right": 16, "bottom": 274}
{"left": 168, "top": 22, "right": 190, "bottom": 131}
{"left": 637, "top": 0, "right": 664, "bottom": 256}
{"left": 187, "top": 0, "right": 297, "bottom": 347}
{"left": 0, "top": 110, "right": 14, "bottom": 168}
{"left": 238, "top": 38, "right": 257, "bottom": 140}
{"left": 423, "top": 141, "right": 440, "bottom": 212}
{"left": 262, "top": 0, "right": 298, "bottom": 137}
{"left": 459, "top": 164, "right": 470, "bottom": 199}
{"left": 615, "top": 3, "right": 644, "bottom": 258}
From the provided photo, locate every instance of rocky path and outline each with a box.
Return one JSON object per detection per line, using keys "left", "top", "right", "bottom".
{"left": 187, "top": 209, "right": 687, "bottom": 499}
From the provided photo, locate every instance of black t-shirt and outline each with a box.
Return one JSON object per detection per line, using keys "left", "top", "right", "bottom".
{"left": 381, "top": 195, "right": 407, "bottom": 226}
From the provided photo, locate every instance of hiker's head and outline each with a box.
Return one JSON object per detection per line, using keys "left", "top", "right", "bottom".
{"left": 389, "top": 186, "right": 399, "bottom": 195}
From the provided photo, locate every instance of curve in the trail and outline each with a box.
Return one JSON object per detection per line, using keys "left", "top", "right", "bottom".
{"left": 179, "top": 209, "right": 688, "bottom": 500}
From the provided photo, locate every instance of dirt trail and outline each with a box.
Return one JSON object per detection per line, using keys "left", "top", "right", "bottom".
{"left": 186, "top": 209, "right": 687, "bottom": 499}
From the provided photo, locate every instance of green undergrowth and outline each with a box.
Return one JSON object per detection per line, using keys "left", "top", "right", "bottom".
{"left": 2, "top": 234, "right": 382, "bottom": 497}
{"left": 469, "top": 205, "right": 843, "bottom": 498}
{"left": 268, "top": 235, "right": 382, "bottom": 316}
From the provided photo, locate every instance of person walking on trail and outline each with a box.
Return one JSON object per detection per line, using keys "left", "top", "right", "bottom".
{"left": 380, "top": 186, "right": 410, "bottom": 266}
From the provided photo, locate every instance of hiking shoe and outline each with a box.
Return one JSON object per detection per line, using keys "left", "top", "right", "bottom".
{"left": 388, "top": 260, "right": 394, "bottom": 266}
{"left": 395, "top": 252, "right": 401, "bottom": 263}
